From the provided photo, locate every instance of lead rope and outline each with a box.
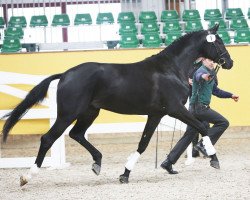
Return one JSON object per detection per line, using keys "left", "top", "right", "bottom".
{"left": 155, "top": 126, "right": 159, "bottom": 169}
{"left": 208, "top": 64, "right": 221, "bottom": 84}
{"left": 170, "top": 119, "right": 177, "bottom": 151}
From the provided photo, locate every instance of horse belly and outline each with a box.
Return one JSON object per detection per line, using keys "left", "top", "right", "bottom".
{"left": 92, "top": 89, "right": 165, "bottom": 115}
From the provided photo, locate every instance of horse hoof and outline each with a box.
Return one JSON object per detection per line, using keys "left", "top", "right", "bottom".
{"left": 20, "top": 176, "right": 28, "bottom": 187}
{"left": 210, "top": 160, "right": 220, "bottom": 169}
{"left": 92, "top": 163, "right": 101, "bottom": 175}
{"left": 119, "top": 175, "right": 129, "bottom": 184}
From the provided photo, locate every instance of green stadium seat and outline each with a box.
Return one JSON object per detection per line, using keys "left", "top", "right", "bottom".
{"left": 119, "top": 22, "right": 137, "bottom": 35}
{"left": 8, "top": 16, "right": 27, "bottom": 28}
{"left": 96, "top": 12, "right": 114, "bottom": 24}
{"left": 225, "top": 8, "right": 244, "bottom": 20}
{"left": 230, "top": 18, "right": 249, "bottom": 31}
{"left": 30, "top": 15, "right": 48, "bottom": 27}
{"left": 119, "top": 34, "right": 139, "bottom": 48}
{"left": 139, "top": 11, "right": 157, "bottom": 23}
{"left": 182, "top": 9, "right": 201, "bottom": 21}
{"left": 208, "top": 19, "right": 227, "bottom": 30}
{"left": 142, "top": 33, "right": 162, "bottom": 48}
{"left": 118, "top": 12, "right": 135, "bottom": 23}
{"left": 165, "top": 31, "right": 182, "bottom": 45}
{"left": 234, "top": 29, "right": 250, "bottom": 43}
{"left": 218, "top": 30, "right": 231, "bottom": 44}
{"left": 0, "top": 17, "right": 5, "bottom": 28}
{"left": 163, "top": 21, "right": 181, "bottom": 34}
{"left": 4, "top": 27, "right": 24, "bottom": 39}
{"left": 52, "top": 14, "right": 70, "bottom": 26}
{"left": 74, "top": 13, "right": 92, "bottom": 25}
{"left": 141, "top": 22, "right": 159, "bottom": 34}
{"left": 204, "top": 9, "right": 222, "bottom": 20}
{"left": 1, "top": 38, "right": 21, "bottom": 53}
{"left": 185, "top": 20, "right": 203, "bottom": 32}
{"left": 161, "top": 10, "right": 179, "bottom": 22}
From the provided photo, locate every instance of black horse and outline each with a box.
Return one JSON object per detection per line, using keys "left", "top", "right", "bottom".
{"left": 1, "top": 24, "right": 233, "bottom": 186}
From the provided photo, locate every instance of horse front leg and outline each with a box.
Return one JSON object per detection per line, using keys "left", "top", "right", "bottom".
{"left": 119, "top": 115, "right": 162, "bottom": 184}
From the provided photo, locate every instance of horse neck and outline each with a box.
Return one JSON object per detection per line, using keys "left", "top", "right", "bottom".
{"left": 175, "top": 44, "right": 201, "bottom": 76}
{"left": 165, "top": 33, "right": 204, "bottom": 77}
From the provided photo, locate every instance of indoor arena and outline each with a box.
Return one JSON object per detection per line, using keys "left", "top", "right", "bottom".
{"left": 0, "top": 0, "right": 249, "bottom": 199}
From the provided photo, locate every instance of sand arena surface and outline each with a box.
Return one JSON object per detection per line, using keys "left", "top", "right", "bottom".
{"left": 0, "top": 129, "right": 250, "bottom": 200}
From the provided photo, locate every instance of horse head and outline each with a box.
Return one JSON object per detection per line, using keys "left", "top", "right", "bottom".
{"left": 201, "top": 24, "right": 233, "bottom": 69}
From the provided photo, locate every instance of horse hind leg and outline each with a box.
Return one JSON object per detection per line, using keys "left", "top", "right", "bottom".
{"left": 69, "top": 107, "right": 102, "bottom": 175}
{"left": 20, "top": 117, "right": 74, "bottom": 186}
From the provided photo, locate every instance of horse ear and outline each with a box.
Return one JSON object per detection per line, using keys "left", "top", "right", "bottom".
{"left": 209, "top": 24, "right": 219, "bottom": 33}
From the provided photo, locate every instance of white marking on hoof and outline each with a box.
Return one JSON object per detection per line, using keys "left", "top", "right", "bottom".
{"left": 20, "top": 164, "right": 40, "bottom": 186}
{"left": 125, "top": 151, "right": 140, "bottom": 170}
{"left": 202, "top": 136, "right": 216, "bottom": 156}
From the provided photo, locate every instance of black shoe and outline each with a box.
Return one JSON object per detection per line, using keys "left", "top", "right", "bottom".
{"left": 160, "top": 158, "right": 178, "bottom": 174}
{"left": 210, "top": 154, "right": 220, "bottom": 169}
{"left": 192, "top": 148, "right": 200, "bottom": 158}
{"left": 194, "top": 140, "right": 209, "bottom": 158}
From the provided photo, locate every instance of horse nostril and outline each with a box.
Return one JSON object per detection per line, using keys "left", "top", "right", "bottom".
{"left": 218, "top": 58, "right": 225, "bottom": 65}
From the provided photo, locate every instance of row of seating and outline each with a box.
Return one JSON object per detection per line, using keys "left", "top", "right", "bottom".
{"left": 117, "top": 8, "right": 249, "bottom": 47}
{"left": 118, "top": 29, "right": 250, "bottom": 49}
{"left": 119, "top": 32, "right": 180, "bottom": 48}
{"left": 2, "top": 18, "right": 248, "bottom": 41}
{"left": 1, "top": 8, "right": 249, "bottom": 53}
{"left": 1, "top": 8, "right": 249, "bottom": 28}
{"left": 119, "top": 19, "right": 249, "bottom": 36}
{"left": 184, "top": 8, "right": 249, "bottom": 21}
{"left": 1, "top": 28, "right": 249, "bottom": 53}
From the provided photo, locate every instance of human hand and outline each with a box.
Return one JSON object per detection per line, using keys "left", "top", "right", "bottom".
{"left": 232, "top": 94, "right": 239, "bottom": 102}
{"left": 202, "top": 73, "right": 213, "bottom": 81}
{"left": 188, "top": 78, "right": 193, "bottom": 85}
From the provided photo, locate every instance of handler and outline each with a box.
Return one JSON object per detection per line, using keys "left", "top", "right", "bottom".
{"left": 161, "top": 58, "right": 239, "bottom": 174}
{"left": 188, "top": 57, "right": 208, "bottom": 157}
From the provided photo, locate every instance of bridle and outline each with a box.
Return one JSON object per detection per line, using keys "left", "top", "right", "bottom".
{"left": 206, "top": 31, "right": 227, "bottom": 83}
{"left": 211, "top": 38, "right": 227, "bottom": 65}
{"left": 207, "top": 31, "right": 227, "bottom": 66}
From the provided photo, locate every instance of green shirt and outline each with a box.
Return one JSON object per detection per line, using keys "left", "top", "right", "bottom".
{"left": 190, "top": 65, "right": 215, "bottom": 105}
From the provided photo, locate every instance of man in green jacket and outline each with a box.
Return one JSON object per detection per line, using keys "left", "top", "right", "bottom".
{"left": 161, "top": 58, "right": 239, "bottom": 174}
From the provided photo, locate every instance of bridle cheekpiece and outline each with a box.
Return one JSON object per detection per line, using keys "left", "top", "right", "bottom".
{"left": 206, "top": 30, "right": 227, "bottom": 65}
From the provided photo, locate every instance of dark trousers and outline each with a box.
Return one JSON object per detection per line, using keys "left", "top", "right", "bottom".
{"left": 191, "top": 120, "right": 209, "bottom": 148}
{"left": 168, "top": 104, "right": 229, "bottom": 164}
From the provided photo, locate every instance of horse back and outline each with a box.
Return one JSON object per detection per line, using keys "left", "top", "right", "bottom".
{"left": 57, "top": 62, "right": 189, "bottom": 115}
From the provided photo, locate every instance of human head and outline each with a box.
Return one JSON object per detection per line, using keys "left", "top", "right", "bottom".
{"left": 202, "top": 58, "right": 215, "bottom": 70}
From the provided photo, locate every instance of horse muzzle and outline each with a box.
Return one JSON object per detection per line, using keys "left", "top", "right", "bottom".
{"left": 220, "top": 58, "right": 234, "bottom": 69}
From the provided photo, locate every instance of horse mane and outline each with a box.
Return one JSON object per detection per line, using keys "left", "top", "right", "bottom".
{"left": 146, "top": 30, "right": 205, "bottom": 60}
{"left": 162, "top": 30, "right": 205, "bottom": 55}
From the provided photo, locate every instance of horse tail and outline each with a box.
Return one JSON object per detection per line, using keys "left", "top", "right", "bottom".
{"left": 1, "top": 74, "right": 62, "bottom": 142}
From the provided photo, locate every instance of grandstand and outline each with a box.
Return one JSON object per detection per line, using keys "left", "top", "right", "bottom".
{"left": 0, "top": 0, "right": 249, "bottom": 53}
